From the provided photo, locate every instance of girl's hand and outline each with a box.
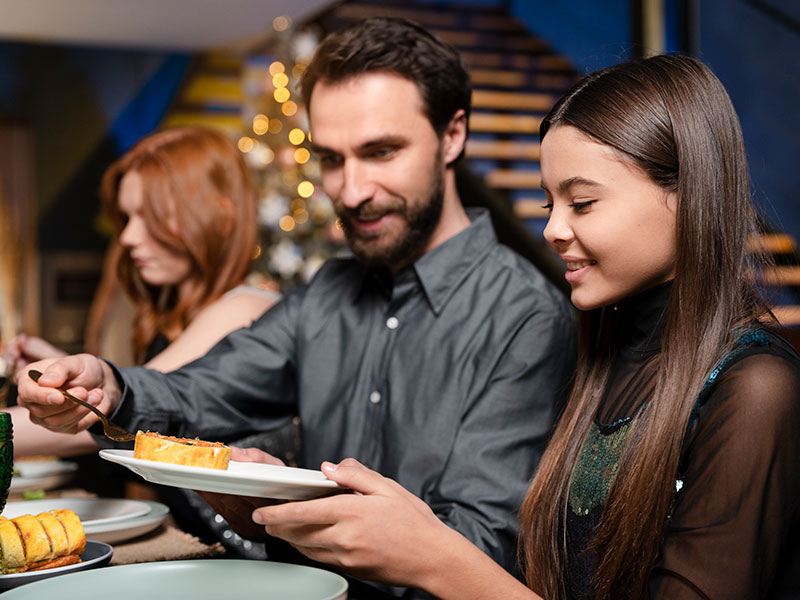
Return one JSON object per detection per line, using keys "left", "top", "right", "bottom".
{"left": 252, "top": 458, "right": 456, "bottom": 588}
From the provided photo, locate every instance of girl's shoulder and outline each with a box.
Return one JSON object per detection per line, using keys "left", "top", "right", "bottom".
{"left": 694, "top": 328, "right": 800, "bottom": 429}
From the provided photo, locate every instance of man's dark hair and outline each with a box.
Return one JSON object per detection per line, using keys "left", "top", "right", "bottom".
{"left": 301, "top": 17, "right": 471, "bottom": 137}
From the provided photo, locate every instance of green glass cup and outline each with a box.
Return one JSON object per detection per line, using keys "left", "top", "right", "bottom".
{"left": 0, "top": 412, "right": 12, "bottom": 513}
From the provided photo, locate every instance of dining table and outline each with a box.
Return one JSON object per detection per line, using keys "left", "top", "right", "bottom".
{"left": 2, "top": 457, "right": 350, "bottom": 599}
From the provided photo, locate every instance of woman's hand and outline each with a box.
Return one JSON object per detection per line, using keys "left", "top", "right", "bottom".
{"left": 251, "top": 458, "right": 460, "bottom": 589}
{"left": 2, "top": 334, "right": 66, "bottom": 382}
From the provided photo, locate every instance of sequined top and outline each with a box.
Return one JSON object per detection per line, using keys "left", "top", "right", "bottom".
{"left": 563, "top": 282, "right": 800, "bottom": 599}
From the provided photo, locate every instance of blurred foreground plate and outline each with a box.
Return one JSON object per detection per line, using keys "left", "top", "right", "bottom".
{"left": 0, "top": 541, "right": 112, "bottom": 591}
{"left": 100, "top": 449, "right": 345, "bottom": 500}
{"left": 10, "top": 460, "right": 78, "bottom": 492}
{"left": 2, "top": 559, "right": 348, "bottom": 599}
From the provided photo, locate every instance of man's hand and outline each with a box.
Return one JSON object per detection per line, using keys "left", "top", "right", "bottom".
{"left": 15, "top": 354, "right": 121, "bottom": 434}
{"left": 196, "top": 447, "right": 286, "bottom": 541}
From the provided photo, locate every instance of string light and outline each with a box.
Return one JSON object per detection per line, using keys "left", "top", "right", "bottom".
{"left": 238, "top": 137, "right": 255, "bottom": 152}
{"left": 297, "top": 181, "right": 314, "bottom": 198}
{"left": 294, "top": 148, "right": 310, "bottom": 164}
{"left": 279, "top": 215, "right": 296, "bottom": 231}
{"left": 288, "top": 128, "right": 305, "bottom": 145}
{"left": 281, "top": 101, "right": 298, "bottom": 116}
{"left": 273, "top": 15, "right": 291, "bottom": 32}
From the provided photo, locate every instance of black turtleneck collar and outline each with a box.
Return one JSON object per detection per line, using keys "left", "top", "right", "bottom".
{"left": 613, "top": 280, "right": 673, "bottom": 356}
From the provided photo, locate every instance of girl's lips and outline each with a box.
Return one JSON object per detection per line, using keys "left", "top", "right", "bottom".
{"left": 563, "top": 259, "right": 596, "bottom": 284}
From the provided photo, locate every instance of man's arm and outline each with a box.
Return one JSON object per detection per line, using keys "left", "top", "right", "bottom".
{"left": 108, "top": 291, "right": 304, "bottom": 441}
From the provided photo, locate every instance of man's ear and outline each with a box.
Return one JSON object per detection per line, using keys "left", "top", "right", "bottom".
{"left": 441, "top": 109, "right": 467, "bottom": 165}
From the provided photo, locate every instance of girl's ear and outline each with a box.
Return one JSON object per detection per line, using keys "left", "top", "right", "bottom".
{"left": 441, "top": 109, "right": 467, "bottom": 166}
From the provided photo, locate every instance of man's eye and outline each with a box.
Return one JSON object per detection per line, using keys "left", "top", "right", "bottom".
{"left": 370, "top": 147, "right": 395, "bottom": 159}
{"left": 319, "top": 155, "right": 342, "bottom": 167}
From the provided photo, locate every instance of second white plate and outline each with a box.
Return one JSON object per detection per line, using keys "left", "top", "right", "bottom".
{"left": 99, "top": 449, "right": 345, "bottom": 500}
{"left": 3, "top": 497, "right": 151, "bottom": 526}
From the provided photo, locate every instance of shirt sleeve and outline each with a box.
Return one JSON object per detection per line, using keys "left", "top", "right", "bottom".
{"left": 649, "top": 352, "right": 800, "bottom": 599}
{"left": 108, "top": 288, "right": 305, "bottom": 441}
{"left": 423, "top": 305, "right": 576, "bottom": 581}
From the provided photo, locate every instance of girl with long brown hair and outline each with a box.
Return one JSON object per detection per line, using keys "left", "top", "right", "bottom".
{"left": 232, "top": 55, "right": 800, "bottom": 599}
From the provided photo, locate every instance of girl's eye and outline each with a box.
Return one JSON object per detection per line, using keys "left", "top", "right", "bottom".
{"left": 569, "top": 200, "right": 596, "bottom": 213}
{"left": 541, "top": 202, "right": 553, "bottom": 212}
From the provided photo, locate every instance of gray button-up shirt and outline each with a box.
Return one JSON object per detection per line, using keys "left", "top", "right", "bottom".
{"left": 111, "top": 209, "right": 576, "bottom": 592}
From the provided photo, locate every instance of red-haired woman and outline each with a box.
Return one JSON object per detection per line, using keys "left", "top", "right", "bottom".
{"left": 8, "top": 126, "right": 277, "bottom": 454}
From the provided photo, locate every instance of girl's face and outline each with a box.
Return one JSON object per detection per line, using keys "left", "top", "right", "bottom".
{"left": 542, "top": 125, "right": 678, "bottom": 311}
{"left": 117, "top": 170, "right": 192, "bottom": 287}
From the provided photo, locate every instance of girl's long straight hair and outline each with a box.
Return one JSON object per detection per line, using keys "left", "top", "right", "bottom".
{"left": 100, "top": 126, "right": 257, "bottom": 362}
{"left": 519, "top": 55, "right": 772, "bottom": 599}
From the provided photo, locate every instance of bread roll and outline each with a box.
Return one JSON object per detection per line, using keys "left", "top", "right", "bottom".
{"left": 134, "top": 430, "right": 231, "bottom": 470}
{"left": 0, "top": 509, "right": 85, "bottom": 574}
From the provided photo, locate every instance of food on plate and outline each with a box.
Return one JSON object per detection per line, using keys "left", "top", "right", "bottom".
{"left": 133, "top": 430, "right": 231, "bottom": 470}
{"left": 0, "top": 509, "right": 85, "bottom": 574}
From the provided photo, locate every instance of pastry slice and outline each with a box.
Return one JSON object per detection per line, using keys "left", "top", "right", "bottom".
{"left": 134, "top": 430, "right": 232, "bottom": 469}
{"left": 35, "top": 512, "right": 69, "bottom": 558}
{"left": 13, "top": 514, "right": 52, "bottom": 565}
{"left": 49, "top": 509, "right": 86, "bottom": 555}
{"left": 0, "top": 516, "right": 26, "bottom": 574}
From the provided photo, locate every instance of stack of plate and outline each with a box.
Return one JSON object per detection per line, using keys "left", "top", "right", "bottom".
{"left": 10, "top": 460, "right": 78, "bottom": 492}
{"left": 2, "top": 497, "right": 170, "bottom": 544}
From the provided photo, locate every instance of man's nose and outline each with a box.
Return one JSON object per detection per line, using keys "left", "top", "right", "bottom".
{"left": 339, "top": 160, "right": 374, "bottom": 209}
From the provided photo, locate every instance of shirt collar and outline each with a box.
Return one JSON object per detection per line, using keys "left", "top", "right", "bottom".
{"left": 354, "top": 208, "right": 496, "bottom": 314}
{"left": 412, "top": 208, "right": 496, "bottom": 315}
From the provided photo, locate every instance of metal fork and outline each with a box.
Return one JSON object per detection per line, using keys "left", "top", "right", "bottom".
{"left": 28, "top": 369, "right": 136, "bottom": 442}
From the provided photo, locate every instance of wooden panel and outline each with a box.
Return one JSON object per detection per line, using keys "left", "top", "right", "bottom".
{"left": 761, "top": 266, "right": 800, "bottom": 286}
{"left": 484, "top": 169, "right": 542, "bottom": 189}
{"left": 772, "top": 306, "right": 800, "bottom": 326}
{"left": 513, "top": 199, "right": 550, "bottom": 219}
{"left": 334, "top": 4, "right": 458, "bottom": 27}
{"left": 469, "top": 113, "right": 541, "bottom": 134}
{"left": 750, "top": 233, "right": 796, "bottom": 254}
{"left": 466, "top": 139, "right": 540, "bottom": 160}
{"left": 471, "top": 90, "right": 555, "bottom": 111}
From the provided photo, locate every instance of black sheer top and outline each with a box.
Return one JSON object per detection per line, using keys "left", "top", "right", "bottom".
{"left": 564, "top": 283, "right": 800, "bottom": 599}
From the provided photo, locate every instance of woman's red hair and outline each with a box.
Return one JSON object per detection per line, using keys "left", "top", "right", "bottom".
{"left": 100, "top": 126, "right": 257, "bottom": 362}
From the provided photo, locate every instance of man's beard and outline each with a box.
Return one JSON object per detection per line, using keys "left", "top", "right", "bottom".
{"left": 337, "top": 160, "right": 445, "bottom": 270}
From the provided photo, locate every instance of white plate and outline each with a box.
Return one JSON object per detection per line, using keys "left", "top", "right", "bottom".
{"left": 3, "top": 497, "right": 151, "bottom": 527}
{"left": 84, "top": 500, "right": 170, "bottom": 544}
{"left": 100, "top": 449, "right": 345, "bottom": 500}
{"left": 0, "top": 541, "right": 113, "bottom": 591}
{"left": 1, "top": 559, "right": 347, "bottom": 599}
{"left": 10, "top": 460, "right": 78, "bottom": 492}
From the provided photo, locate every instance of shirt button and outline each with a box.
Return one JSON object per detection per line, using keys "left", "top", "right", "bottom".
{"left": 369, "top": 391, "right": 381, "bottom": 404}
{"left": 386, "top": 316, "right": 399, "bottom": 330}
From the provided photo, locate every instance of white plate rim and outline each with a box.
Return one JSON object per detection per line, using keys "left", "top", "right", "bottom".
{"left": 2, "top": 497, "right": 152, "bottom": 527}
{"left": 99, "top": 449, "right": 344, "bottom": 500}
